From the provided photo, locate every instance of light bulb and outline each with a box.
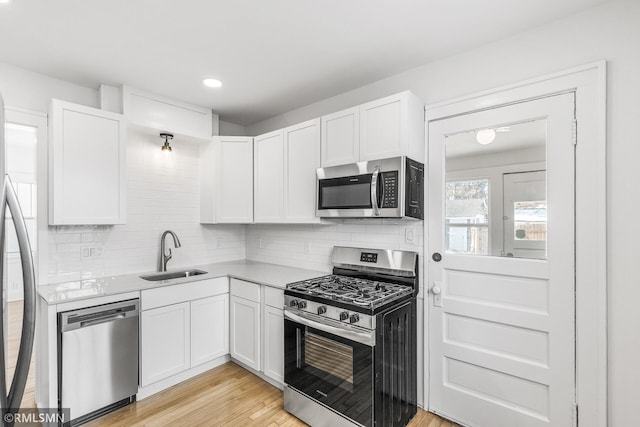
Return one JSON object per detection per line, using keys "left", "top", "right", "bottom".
{"left": 476, "top": 129, "right": 496, "bottom": 145}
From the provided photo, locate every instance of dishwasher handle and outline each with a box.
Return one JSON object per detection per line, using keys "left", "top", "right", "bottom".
{"left": 80, "top": 313, "right": 127, "bottom": 328}
{"left": 59, "top": 300, "right": 139, "bottom": 333}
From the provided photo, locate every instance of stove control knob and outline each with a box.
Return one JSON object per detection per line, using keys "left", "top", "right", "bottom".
{"left": 339, "top": 311, "right": 349, "bottom": 321}
{"left": 289, "top": 300, "right": 299, "bottom": 308}
{"left": 298, "top": 301, "right": 307, "bottom": 309}
{"left": 349, "top": 314, "right": 360, "bottom": 324}
{"left": 317, "top": 306, "right": 327, "bottom": 315}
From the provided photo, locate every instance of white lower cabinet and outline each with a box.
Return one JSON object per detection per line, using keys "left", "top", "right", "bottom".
{"left": 191, "top": 294, "right": 229, "bottom": 367}
{"left": 230, "top": 294, "right": 261, "bottom": 370}
{"left": 141, "top": 302, "right": 191, "bottom": 387}
{"left": 140, "top": 277, "right": 229, "bottom": 391}
{"left": 263, "top": 304, "right": 284, "bottom": 384}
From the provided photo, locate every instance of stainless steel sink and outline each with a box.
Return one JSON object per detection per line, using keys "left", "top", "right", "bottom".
{"left": 140, "top": 269, "right": 207, "bottom": 281}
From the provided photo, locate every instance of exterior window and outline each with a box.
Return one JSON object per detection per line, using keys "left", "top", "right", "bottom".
{"left": 445, "top": 179, "right": 489, "bottom": 255}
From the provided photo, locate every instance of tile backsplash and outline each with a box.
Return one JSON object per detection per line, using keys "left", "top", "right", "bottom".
{"left": 47, "top": 129, "right": 246, "bottom": 284}
{"left": 246, "top": 219, "right": 425, "bottom": 294}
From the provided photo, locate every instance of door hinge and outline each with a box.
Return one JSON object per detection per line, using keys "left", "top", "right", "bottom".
{"left": 572, "top": 403, "right": 579, "bottom": 427}
{"left": 572, "top": 119, "right": 578, "bottom": 145}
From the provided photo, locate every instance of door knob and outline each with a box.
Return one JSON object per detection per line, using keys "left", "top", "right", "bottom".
{"left": 431, "top": 282, "right": 442, "bottom": 307}
{"left": 432, "top": 252, "right": 442, "bottom": 262}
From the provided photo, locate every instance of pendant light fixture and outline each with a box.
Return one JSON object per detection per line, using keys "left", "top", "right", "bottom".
{"left": 160, "top": 133, "right": 173, "bottom": 152}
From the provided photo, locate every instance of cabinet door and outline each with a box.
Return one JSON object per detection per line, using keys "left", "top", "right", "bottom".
{"left": 191, "top": 294, "right": 229, "bottom": 367}
{"left": 254, "top": 130, "right": 284, "bottom": 223}
{"left": 49, "top": 99, "right": 126, "bottom": 225}
{"left": 321, "top": 106, "right": 360, "bottom": 166}
{"left": 284, "top": 119, "right": 321, "bottom": 223}
{"left": 141, "top": 302, "right": 190, "bottom": 387}
{"left": 263, "top": 305, "right": 284, "bottom": 384}
{"left": 359, "top": 92, "right": 408, "bottom": 161}
{"left": 230, "top": 295, "right": 261, "bottom": 370}
{"left": 216, "top": 136, "right": 254, "bottom": 223}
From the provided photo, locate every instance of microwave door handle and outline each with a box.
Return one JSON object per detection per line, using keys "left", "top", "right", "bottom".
{"left": 371, "top": 166, "right": 381, "bottom": 216}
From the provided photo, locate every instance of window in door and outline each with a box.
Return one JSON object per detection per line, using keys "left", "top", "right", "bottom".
{"left": 445, "top": 178, "right": 489, "bottom": 255}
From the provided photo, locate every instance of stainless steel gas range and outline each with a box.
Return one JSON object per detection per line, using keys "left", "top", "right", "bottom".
{"left": 283, "top": 246, "right": 418, "bottom": 427}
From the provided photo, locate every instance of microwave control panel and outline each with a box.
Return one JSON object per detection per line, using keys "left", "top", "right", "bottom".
{"left": 380, "top": 172, "right": 398, "bottom": 208}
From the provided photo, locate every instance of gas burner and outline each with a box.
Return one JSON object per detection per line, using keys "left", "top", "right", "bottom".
{"left": 287, "top": 274, "right": 413, "bottom": 309}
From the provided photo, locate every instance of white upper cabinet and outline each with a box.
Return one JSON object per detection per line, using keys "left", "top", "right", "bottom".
{"left": 49, "top": 99, "right": 126, "bottom": 225}
{"left": 321, "top": 106, "right": 360, "bottom": 167}
{"left": 284, "top": 119, "right": 321, "bottom": 223}
{"left": 254, "top": 130, "right": 285, "bottom": 223}
{"left": 319, "top": 91, "right": 425, "bottom": 166}
{"left": 122, "top": 86, "right": 213, "bottom": 140}
{"left": 200, "top": 136, "right": 253, "bottom": 223}
{"left": 359, "top": 91, "right": 425, "bottom": 162}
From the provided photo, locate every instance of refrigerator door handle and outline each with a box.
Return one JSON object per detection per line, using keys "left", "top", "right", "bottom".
{"left": 0, "top": 175, "right": 37, "bottom": 414}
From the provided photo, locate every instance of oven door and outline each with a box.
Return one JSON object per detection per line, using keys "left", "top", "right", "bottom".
{"left": 284, "top": 310, "right": 374, "bottom": 427}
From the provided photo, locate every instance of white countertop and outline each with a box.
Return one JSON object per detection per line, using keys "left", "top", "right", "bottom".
{"left": 37, "top": 260, "right": 328, "bottom": 305}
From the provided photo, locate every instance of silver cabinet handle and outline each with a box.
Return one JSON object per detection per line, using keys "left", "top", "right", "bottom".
{"left": 371, "top": 166, "right": 381, "bottom": 216}
{"left": 284, "top": 309, "right": 375, "bottom": 346}
{"left": 0, "top": 175, "right": 37, "bottom": 413}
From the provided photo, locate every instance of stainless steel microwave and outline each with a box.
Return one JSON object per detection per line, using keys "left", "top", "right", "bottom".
{"left": 316, "top": 156, "right": 424, "bottom": 219}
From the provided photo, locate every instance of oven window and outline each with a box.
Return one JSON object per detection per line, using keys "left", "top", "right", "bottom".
{"left": 305, "top": 331, "right": 353, "bottom": 386}
{"left": 321, "top": 183, "right": 371, "bottom": 208}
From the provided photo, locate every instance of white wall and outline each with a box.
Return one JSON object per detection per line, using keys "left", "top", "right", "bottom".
{"left": 48, "top": 128, "right": 246, "bottom": 283}
{"left": 219, "top": 120, "right": 248, "bottom": 136}
{"left": 0, "top": 62, "right": 97, "bottom": 112}
{"left": 246, "top": 2, "right": 638, "bottom": 425}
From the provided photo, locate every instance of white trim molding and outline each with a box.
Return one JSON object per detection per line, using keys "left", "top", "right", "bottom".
{"left": 423, "top": 61, "right": 607, "bottom": 427}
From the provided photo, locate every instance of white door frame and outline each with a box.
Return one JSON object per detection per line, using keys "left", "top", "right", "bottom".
{"left": 423, "top": 61, "right": 607, "bottom": 427}
{"left": 4, "top": 106, "right": 49, "bottom": 288}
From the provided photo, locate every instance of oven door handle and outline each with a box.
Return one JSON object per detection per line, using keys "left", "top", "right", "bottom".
{"left": 284, "top": 309, "right": 375, "bottom": 347}
{"left": 371, "top": 166, "right": 381, "bottom": 216}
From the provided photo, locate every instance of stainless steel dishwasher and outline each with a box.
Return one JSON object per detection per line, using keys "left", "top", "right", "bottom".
{"left": 58, "top": 299, "right": 139, "bottom": 425}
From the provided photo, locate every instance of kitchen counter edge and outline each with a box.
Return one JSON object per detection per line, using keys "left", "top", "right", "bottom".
{"left": 37, "top": 260, "right": 328, "bottom": 305}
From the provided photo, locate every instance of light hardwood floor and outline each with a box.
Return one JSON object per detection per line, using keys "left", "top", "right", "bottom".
{"left": 5, "top": 300, "right": 36, "bottom": 410}
{"left": 6, "top": 300, "right": 457, "bottom": 426}
{"left": 85, "top": 362, "right": 458, "bottom": 427}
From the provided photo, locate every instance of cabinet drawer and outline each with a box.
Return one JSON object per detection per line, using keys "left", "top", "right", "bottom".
{"left": 230, "top": 279, "right": 261, "bottom": 302}
{"left": 142, "top": 277, "right": 229, "bottom": 310}
{"left": 264, "top": 286, "right": 284, "bottom": 309}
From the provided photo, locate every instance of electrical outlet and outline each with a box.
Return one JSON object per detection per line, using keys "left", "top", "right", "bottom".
{"left": 82, "top": 246, "right": 103, "bottom": 258}
{"left": 304, "top": 242, "right": 311, "bottom": 255}
{"left": 217, "top": 238, "right": 223, "bottom": 249}
{"left": 405, "top": 228, "right": 416, "bottom": 244}
{"left": 256, "top": 236, "right": 263, "bottom": 249}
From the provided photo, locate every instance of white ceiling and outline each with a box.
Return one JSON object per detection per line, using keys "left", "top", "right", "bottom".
{"left": 0, "top": 0, "right": 609, "bottom": 126}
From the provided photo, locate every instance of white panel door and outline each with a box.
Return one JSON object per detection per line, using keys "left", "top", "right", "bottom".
{"left": 141, "top": 302, "right": 190, "bottom": 387}
{"left": 49, "top": 99, "right": 126, "bottom": 225}
{"left": 216, "top": 136, "right": 254, "bottom": 223}
{"left": 321, "top": 106, "right": 360, "bottom": 166}
{"left": 230, "top": 295, "right": 261, "bottom": 370}
{"left": 191, "top": 294, "right": 229, "bottom": 367}
{"left": 284, "top": 118, "right": 321, "bottom": 223}
{"left": 263, "top": 305, "right": 284, "bottom": 385}
{"left": 428, "top": 93, "right": 575, "bottom": 427}
{"left": 359, "top": 92, "right": 407, "bottom": 161}
{"left": 254, "top": 130, "right": 284, "bottom": 223}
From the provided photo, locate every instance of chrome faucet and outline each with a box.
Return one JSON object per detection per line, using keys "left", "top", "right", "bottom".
{"left": 159, "top": 230, "right": 181, "bottom": 272}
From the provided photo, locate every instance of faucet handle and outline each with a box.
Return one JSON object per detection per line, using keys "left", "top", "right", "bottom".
{"left": 167, "top": 248, "right": 172, "bottom": 260}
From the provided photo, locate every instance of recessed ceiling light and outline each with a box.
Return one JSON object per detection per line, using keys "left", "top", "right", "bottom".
{"left": 476, "top": 129, "right": 496, "bottom": 145}
{"left": 202, "top": 78, "right": 223, "bottom": 88}
{"left": 0, "top": 0, "right": 12, "bottom": 4}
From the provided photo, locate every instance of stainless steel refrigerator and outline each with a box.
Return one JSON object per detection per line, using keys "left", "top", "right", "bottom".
{"left": 0, "top": 93, "right": 37, "bottom": 420}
